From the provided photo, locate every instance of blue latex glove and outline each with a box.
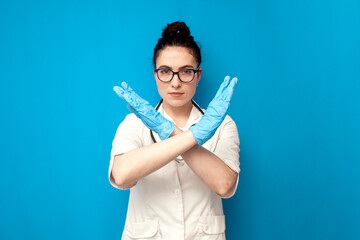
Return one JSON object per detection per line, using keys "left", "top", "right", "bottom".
{"left": 113, "top": 82, "right": 174, "bottom": 140}
{"left": 190, "top": 76, "right": 238, "bottom": 145}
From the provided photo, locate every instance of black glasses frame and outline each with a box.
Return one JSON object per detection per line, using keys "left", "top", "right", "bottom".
{"left": 154, "top": 68, "right": 199, "bottom": 83}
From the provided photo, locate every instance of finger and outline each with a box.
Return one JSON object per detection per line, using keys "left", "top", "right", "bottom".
{"left": 224, "top": 75, "right": 231, "bottom": 84}
{"left": 214, "top": 75, "right": 231, "bottom": 99}
{"left": 120, "top": 82, "right": 135, "bottom": 98}
{"left": 230, "top": 77, "right": 238, "bottom": 87}
{"left": 114, "top": 85, "right": 135, "bottom": 105}
{"left": 121, "top": 82, "right": 133, "bottom": 93}
{"left": 122, "top": 82, "right": 145, "bottom": 103}
{"left": 113, "top": 86, "right": 125, "bottom": 98}
{"left": 118, "top": 82, "right": 140, "bottom": 106}
{"left": 223, "top": 77, "right": 238, "bottom": 101}
{"left": 226, "top": 77, "right": 238, "bottom": 94}
{"left": 121, "top": 82, "right": 139, "bottom": 99}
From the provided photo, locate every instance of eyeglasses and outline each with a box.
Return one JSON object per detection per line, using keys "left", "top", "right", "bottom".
{"left": 155, "top": 68, "right": 199, "bottom": 83}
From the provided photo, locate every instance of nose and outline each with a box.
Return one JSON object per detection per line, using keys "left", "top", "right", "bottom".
{"left": 171, "top": 73, "right": 182, "bottom": 88}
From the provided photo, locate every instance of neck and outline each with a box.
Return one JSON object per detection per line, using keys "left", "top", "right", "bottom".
{"left": 162, "top": 101, "right": 193, "bottom": 128}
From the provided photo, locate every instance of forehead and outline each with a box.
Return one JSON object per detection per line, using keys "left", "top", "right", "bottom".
{"left": 156, "top": 46, "right": 197, "bottom": 68}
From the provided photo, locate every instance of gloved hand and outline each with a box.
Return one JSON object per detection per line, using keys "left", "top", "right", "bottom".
{"left": 113, "top": 82, "right": 174, "bottom": 140}
{"left": 190, "top": 76, "right": 238, "bottom": 145}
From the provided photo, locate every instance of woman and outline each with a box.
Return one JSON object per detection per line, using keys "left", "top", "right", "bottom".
{"left": 109, "top": 21, "right": 240, "bottom": 240}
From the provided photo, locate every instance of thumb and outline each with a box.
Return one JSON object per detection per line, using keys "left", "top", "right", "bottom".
{"left": 127, "top": 104, "right": 141, "bottom": 118}
{"left": 127, "top": 104, "right": 136, "bottom": 114}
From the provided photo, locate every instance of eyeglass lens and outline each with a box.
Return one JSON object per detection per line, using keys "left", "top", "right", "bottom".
{"left": 157, "top": 69, "right": 196, "bottom": 82}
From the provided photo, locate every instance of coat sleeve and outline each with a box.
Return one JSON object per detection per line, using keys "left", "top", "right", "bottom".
{"left": 212, "top": 115, "right": 240, "bottom": 198}
{"left": 108, "top": 114, "right": 144, "bottom": 189}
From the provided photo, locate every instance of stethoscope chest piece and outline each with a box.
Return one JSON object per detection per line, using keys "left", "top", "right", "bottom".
{"left": 175, "top": 156, "right": 185, "bottom": 166}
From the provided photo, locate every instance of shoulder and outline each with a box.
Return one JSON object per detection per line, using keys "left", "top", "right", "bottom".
{"left": 112, "top": 113, "right": 149, "bottom": 148}
{"left": 223, "top": 115, "right": 236, "bottom": 124}
{"left": 123, "top": 113, "right": 140, "bottom": 121}
{"left": 120, "top": 113, "right": 143, "bottom": 126}
{"left": 115, "top": 113, "right": 147, "bottom": 135}
{"left": 220, "top": 115, "right": 238, "bottom": 130}
{"left": 215, "top": 115, "right": 239, "bottom": 142}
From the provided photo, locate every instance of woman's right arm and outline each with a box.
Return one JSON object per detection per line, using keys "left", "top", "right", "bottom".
{"left": 111, "top": 76, "right": 237, "bottom": 189}
{"left": 111, "top": 128, "right": 197, "bottom": 188}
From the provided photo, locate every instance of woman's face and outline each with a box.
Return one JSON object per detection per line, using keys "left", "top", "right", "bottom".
{"left": 154, "top": 46, "right": 202, "bottom": 109}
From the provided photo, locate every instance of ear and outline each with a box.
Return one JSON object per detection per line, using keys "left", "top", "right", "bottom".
{"left": 153, "top": 68, "right": 157, "bottom": 80}
{"left": 196, "top": 68, "right": 203, "bottom": 84}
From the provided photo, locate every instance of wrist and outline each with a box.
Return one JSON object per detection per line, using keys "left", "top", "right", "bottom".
{"left": 158, "top": 121, "right": 174, "bottom": 140}
{"left": 170, "top": 125, "right": 183, "bottom": 137}
{"left": 184, "top": 129, "right": 198, "bottom": 145}
{"left": 189, "top": 125, "right": 203, "bottom": 145}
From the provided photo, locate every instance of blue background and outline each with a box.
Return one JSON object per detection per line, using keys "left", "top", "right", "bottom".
{"left": 1, "top": 0, "right": 359, "bottom": 239}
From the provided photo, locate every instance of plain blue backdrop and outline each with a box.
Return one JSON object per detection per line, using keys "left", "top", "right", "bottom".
{"left": 1, "top": 0, "right": 360, "bottom": 239}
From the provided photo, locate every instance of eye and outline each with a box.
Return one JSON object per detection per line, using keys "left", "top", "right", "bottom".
{"left": 181, "top": 69, "right": 193, "bottom": 75}
{"left": 159, "top": 69, "right": 171, "bottom": 74}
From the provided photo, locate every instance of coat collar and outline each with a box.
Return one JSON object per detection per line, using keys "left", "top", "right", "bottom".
{"left": 157, "top": 100, "right": 203, "bottom": 130}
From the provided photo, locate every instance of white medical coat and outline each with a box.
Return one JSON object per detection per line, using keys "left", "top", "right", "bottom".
{"left": 109, "top": 104, "right": 240, "bottom": 240}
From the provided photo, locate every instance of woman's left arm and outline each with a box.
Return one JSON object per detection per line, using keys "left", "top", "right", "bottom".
{"left": 179, "top": 76, "right": 239, "bottom": 197}
{"left": 172, "top": 126, "right": 238, "bottom": 198}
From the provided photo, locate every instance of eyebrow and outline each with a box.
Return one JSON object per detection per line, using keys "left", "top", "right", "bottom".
{"left": 157, "top": 65, "right": 196, "bottom": 69}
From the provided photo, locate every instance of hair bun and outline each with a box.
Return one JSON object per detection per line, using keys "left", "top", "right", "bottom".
{"left": 153, "top": 21, "right": 201, "bottom": 67}
{"left": 162, "top": 21, "right": 191, "bottom": 38}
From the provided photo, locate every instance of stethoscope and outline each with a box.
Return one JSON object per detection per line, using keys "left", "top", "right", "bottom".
{"left": 150, "top": 99, "right": 205, "bottom": 166}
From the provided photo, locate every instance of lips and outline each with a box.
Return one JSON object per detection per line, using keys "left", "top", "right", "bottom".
{"left": 169, "top": 92, "right": 184, "bottom": 97}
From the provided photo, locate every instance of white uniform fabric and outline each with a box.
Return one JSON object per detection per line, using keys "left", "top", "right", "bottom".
{"left": 108, "top": 104, "right": 240, "bottom": 240}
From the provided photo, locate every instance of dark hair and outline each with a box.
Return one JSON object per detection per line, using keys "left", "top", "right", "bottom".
{"left": 153, "top": 21, "right": 201, "bottom": 68}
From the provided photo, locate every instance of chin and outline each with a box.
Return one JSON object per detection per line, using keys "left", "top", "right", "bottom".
{"left": 164, "top": 98, "right": 191, "bottom": 108}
